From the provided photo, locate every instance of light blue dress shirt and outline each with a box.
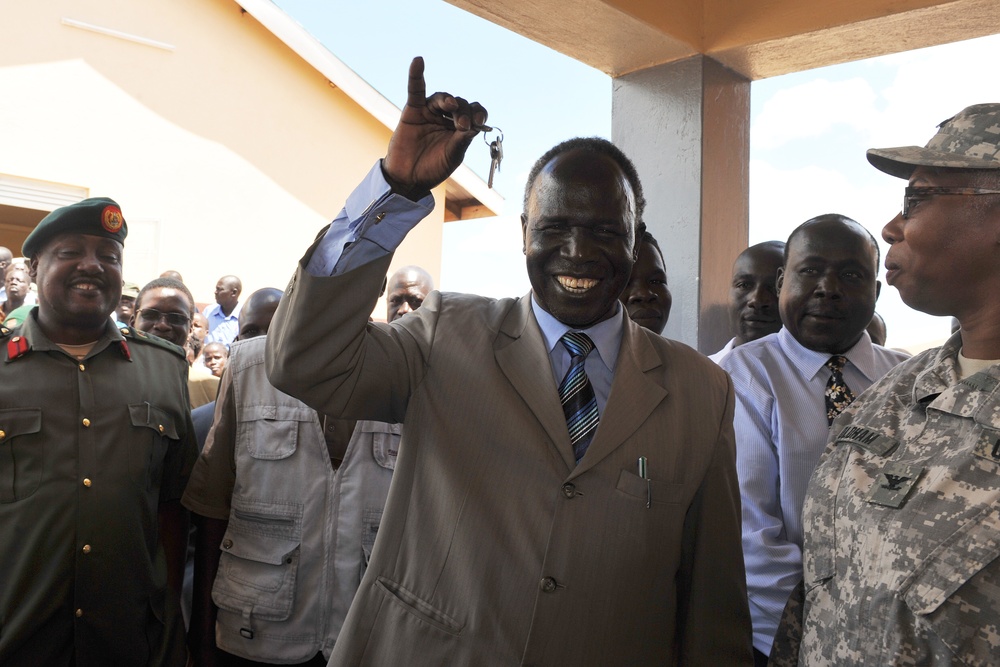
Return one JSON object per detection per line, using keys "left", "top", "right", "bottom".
{"left": 203, "top": 302, "right": 242, "bottom": 348}
{"left": 720, "top": 327, "right": 909, "bottom": 655}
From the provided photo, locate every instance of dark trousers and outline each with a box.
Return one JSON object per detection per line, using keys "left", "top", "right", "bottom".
{"left": 219, "top": 651, "right": 328, "bottom": 667}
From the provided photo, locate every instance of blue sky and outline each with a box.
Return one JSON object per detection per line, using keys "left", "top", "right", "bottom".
{"left": 274, "top": 0, "right": 1000, "bottom": 350}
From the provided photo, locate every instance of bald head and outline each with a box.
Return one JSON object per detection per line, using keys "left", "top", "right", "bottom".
{"left": 386, "top": 266, "right": 434, "bottom": 322}
{"left": 237, "top": 287, "right": 283, "bottom": 340}
{"left": 214, "top": 274, "right": 242, "bottom": 314}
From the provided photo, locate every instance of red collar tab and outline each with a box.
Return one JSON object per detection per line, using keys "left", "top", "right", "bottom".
{"left": 119, "top": 340, "right": 132, "bottom": 361}
{"left": 7, "top": 335, "right": 29, "bottom": 360}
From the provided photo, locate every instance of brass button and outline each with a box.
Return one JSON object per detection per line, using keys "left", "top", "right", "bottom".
{"left": 82, "top": 418, "right": 91, "bottom": 428}
{"left": 0, "top": 430, "right": 6, "bottom": 440}
{"left": 83, "top": 478, "right": 92, "bottom": 487}
{"left": 222, "top": 539, "right": 233, "bottom": 550}
{"left": 11, "top": 336, "right": 19, "bottom": 343}
{"left": 158, "top": 424, "right": 165, "bottom": 433}
{"left": 82, "top": 544, "right": 91, "bottom": 554}
{"left": 374, "top": 211, "right": 386, "bottom": 223}
{"left": 120, "top": 328, "right": 129, "bottom": 335}
{"left": 75, "top": 608, "right": 83, "bottom": 618}
{"left": 539, "top": 577, "right": 558, "bottom": 593}
{"left": 79, "top": 364, "right": 85, "bottom": 371}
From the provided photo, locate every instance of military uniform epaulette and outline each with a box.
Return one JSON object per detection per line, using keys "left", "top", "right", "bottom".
{"left": 118, "top": 326, "right": 187, "bottom": 359}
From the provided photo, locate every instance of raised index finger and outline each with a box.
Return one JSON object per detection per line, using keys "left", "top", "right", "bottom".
{"left": 405, "top": 56, "right": 427, "bottom": 110}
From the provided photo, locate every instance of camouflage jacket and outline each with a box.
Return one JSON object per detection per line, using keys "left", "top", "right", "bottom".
{"left": 772, "top": 332, "right": 1000, "bottom": 666}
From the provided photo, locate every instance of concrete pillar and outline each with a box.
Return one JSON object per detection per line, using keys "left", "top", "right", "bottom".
{"left": 613, "top": 56, "right": 749, "bottom": 354}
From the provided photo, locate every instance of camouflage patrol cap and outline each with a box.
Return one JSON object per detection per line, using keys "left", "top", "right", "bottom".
{"left": 22, "top": 197, "right": 127, "bottom": 257}
{"left": 867, "top": 104, "right": 1000, "bottom": 179}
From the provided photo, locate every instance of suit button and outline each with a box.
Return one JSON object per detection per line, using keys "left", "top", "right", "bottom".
{"left": 539, "top": 576, "right": 558, "bottom": 593}
{"left": 562, "top": 483, "right": 576, "bottom": 498}
{"left": 222, "top": 539, "right": 233, "bottom": 550}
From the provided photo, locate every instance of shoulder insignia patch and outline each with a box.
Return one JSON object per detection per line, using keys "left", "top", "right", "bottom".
{"left": 120, "top": 327, "right": 186, "bottom": 359}
{"left": 962, "top": 372, "right": 999, "bottom": 393}
{"left": 6, "top": 335, "right": 30, "bottom": 360}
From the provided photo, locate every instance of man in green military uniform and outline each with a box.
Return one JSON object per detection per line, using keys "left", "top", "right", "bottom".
{"left": 0, "top": 197, "right": 197, "bottom": 666}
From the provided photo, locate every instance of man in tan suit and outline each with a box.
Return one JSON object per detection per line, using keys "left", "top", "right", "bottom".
{"left": 266, "top": 57, "right": 752, "bottom": 666}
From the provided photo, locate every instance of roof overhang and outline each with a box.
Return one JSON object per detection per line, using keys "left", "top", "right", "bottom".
{"left": 237, "top": 0, "right": 503, "bottom": 217}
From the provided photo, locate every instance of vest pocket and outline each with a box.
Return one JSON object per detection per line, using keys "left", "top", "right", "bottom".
{"left": 213, "top": 498, "right": 303, "bottom": 621}
{"left": 238, "top": 405, "right": 316, "bottom": 460}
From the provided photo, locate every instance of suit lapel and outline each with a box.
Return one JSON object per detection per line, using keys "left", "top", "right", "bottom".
{"left": 571, "top": 316, "right": 668, "bottom": 478}
{"left": 495, "top": 295, "right": 577, "bottom": 471}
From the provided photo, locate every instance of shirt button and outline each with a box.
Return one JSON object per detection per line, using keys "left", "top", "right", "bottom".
{"left": 562, "top": 483, "right": 577, "bottom": 498}
{"left": 82, "top": 418, "right": 91, "bottom": 428}
{"left": 83, "top": 478, "right": 92, "bottom": 487}
{"left": 78, "top": 364, "right": 85, "bottom": 371}
{"left": 539, "top": 576, "right": 558, "bottom": 593}
{"left": 82, "top": 544, "right": 91, "bottom": 554}
{"left": 75, "top": 608, "right": 83, "bottom": 618}
{"left": 158, "top": 424, "right": 165, "bottom": 433}
{"left": 222, "top": 539, "right": 233, "bottom": 550}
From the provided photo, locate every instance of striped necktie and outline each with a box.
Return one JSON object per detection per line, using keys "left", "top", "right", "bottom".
{"left": 824, "top": 355, "right": 855, "bottom": 425}
{"left": 559, "top": 332, "right": 599, "bottom": 462}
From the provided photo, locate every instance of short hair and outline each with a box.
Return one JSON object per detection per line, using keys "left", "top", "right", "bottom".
{"left": 785, "top": 214, "right": 880, "bottom": 273}
{"left": 523, "top": 137, "right": 646, "bottom": 224}
{"left": 640, "top": 230, "right": 664, "bottom": 265}
{"left": 136, "top": 277, "right": 195, "bottom": 317}
{"left": 4, "top": 261, "right": 29, "bottom": 280}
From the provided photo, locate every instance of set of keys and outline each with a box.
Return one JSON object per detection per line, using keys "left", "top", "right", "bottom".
{"left": 443, "top": 114, "right": 504, "bottom": 189}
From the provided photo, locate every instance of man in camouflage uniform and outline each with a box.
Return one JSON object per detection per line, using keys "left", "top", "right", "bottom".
{"left": 771, "top": 104, "right": 1000, "bottom": 665}
{"left": 0, "top": 198, "right": 197, "bottom": 666}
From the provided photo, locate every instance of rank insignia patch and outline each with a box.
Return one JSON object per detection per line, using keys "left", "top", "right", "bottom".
{"left": 867, "top": 462, "right": 923, "bottom": 509}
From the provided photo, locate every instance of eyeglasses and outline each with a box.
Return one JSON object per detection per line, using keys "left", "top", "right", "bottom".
{"left": 138, "top": 308, "right": 190, "bottom": 326}
{"left": 903, "top": 186, "right": 1000, "bottom": 219}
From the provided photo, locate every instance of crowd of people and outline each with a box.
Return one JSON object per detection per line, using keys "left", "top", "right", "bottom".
{"left": 1, "top": 57, "right": 999, "bottom": 667}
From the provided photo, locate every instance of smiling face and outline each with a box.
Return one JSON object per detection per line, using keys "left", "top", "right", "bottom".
{"left": 522, "top": 149, "right": 638, "bottom": 328}
{"left": 882, "top": 166, "right": 1000, "bottom": 320}
{"left": 778, "top": 217, "right": 880, "bottom": 354}
{"left": 730, "top": 243, "right": 784, "bottom": 345}
{"left": 30, "top": 233, "right": 123, "bottom": 343}
{"left": 132, "top": 287, "right": 192, "bottom": 347}
{"left": 621, "top": 237, "right": 671, "bottom": 333}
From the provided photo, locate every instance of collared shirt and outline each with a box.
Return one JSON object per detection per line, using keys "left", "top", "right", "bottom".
{"left": 708, "top": 337, "right": 736, "bottom": 365}
{"left": 203, "top": 302, "right": 242, "bottom": 348}
{"left": 530, "top": 295, "right": 622, "bottom": 415}
{"left": 720, "top": 327, "right": 909, "bottom": 655}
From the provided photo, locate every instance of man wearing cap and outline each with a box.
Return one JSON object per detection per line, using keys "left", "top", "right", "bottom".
{"left": 116, "top": 280, "right": 140, "bottom": 325}
{"left": 770, "top": 104, "right": 1000, "bottom": 665}
{"left": 0, "top": 197, "right": 198, "bottom": 667}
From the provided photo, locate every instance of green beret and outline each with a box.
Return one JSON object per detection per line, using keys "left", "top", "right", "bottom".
{"left": 23, "top": 197, "right": 127, "bottom": 257}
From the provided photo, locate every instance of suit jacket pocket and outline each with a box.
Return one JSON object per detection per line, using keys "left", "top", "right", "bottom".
{"left": 375, "top": 576, "right": 464, "bottom": 635}
{"left": 615, "top": 469, "right": 688, "bottom": 505}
